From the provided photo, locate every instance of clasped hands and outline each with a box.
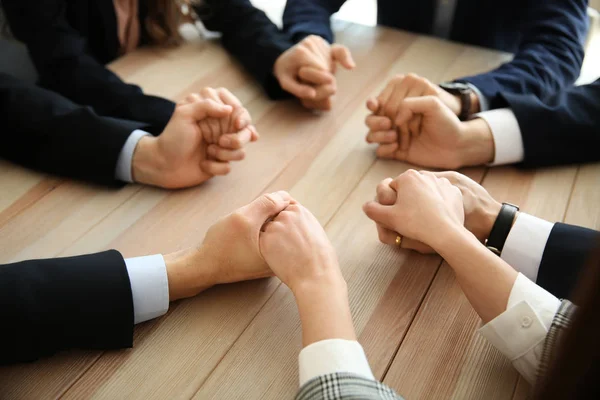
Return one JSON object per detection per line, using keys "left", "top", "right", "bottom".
{"left": 132, "top": 87, "right": 259, "bottom": 189}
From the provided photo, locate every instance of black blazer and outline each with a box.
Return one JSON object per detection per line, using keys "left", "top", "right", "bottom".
{"left": 537, "top": 223, "right": 600, "bottom": 300}
{"left": 0, "top": 73, "right": 148, "bottom": 186}
{"left": 502, "top": 79, "right": 600, "bottom": 168}
{"left": 2, "top": 0, "right": 294, "bottom": 131}
{"left": 0, "top": 250, "right": 134, "bottom": 365}
{"left": 282, "top": 0, "right": 588, "bottom": 109}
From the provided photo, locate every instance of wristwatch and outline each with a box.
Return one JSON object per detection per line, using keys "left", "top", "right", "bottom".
{"left": 439, "top": 82, "right": 473, "bottom": 121}
{"left": 485, "top": 203, "right": 520, "bottom": 255}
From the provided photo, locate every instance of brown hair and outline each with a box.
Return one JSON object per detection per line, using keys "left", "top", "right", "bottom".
{"left": 145, "top": 0, "right": 195, "bottom": 47}
{"left": 533, "top": 244, "right": 600, "bottom": 399}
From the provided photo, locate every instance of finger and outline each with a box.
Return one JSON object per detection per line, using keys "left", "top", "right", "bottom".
{"left": 362, "top": 201, "right": 393, "bottom": 225}
{"left": 208, "top": 118, "right": 221, "bottom": 144}
{"left": 302, "top": 97, "right": 332, "bottom": 111}
{"left": 219, "top": 127, "right": 253, "bottom": 149}
{"left": 199, "top": 87, "right": 222, "bottom": 103}
{"left": 200, "top": 160, "right": 231, "bottom": 176}
{"left": 279, "top": 75, "right": 317, "bottom": 99}
{"left": 376, "top": 224, "right": 399, "bottom": 245}
{"left": 409, "top": 114, "right": 422, "bottom": 137}
{"left": 376, "top": 82, "right": 396, "bottom": 116}
{"left": 376, "top": 142, "right": 399, "bottom": 159}
{"left": 365, "top": 115, "right": 393, "bottom": 132}
{"left": 207, "top": 144, "right": 247, "bottom": 162}
{"left": 366, "top": 130, "right": 397, "bottom": 144}
{"left": 366, "top": 97, "right": 380, "bottom": 113}
{"left": 331, "top": 44, "right": 356, "bottom": 69}
{"left": 216, "top": 87, "right": 243, "bottom": 108}
{"left": 198, "top": 120, "right": 213, "bottom": 144}
{"left": 312, "top": 83, "right": 337, "bottom": 101}
{"left": 181, "top": 93, "right": 202, "bottom": 105}
{"left": 231, "top": 106, "right": 252, "bottom": 131}
{"left": 241, "top": 191, "right": 294, "bottom": 224}
{"left": 402, "top": 237, "right": 436, "bottom": 254}
{"left": 249, "top": 125, "right": 260, "bottom": 142}
{"left": 384, "top": 82, "right": 409, "bottom": 120}
{"left": 376, "top": 179, "right": 397, "bottom": 205}
{"left": 298, "top": 66, "right": 335, "bottom": 85}
{"left": 399, "top": 124, "right": 411, "bottom": 151}
{"left": 394, "top": 96, "right": 441, "bottom": 126}
{"left": 187, "top": 99, "right": 233, "bottom": 120}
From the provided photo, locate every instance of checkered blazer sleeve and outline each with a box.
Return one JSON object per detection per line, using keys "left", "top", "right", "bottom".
{"left": 295, "top": 373, "right": 404, "bottom": 400}
{"left": 536, "top": 299, "right": 577, "bottom": 380}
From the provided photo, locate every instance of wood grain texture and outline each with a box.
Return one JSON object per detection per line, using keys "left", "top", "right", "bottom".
{"left": 0, "top": 21, "right": 593, "bottom": 400}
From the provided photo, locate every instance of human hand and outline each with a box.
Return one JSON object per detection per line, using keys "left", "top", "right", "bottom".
{"left": 366, "top": 96, "right": 494, "bottom": 169}
{"left": 182, "top": 88, "right": 259, "bottom": 165}
{"left": 274, "top": 35, "right": 355, "bottom": 111}
{"left": 132, "top": 96, "right": 257, "bottom": 189}
{"left": 371, "top": 178, "right": 435, "bottom": 254}
{"left": 164, "top": 191, "right": 293, "bottom": 301}
{"left": 432, "top": 171, "right": 503, "bottom": 243}
{"left": 363, "top": 170, "right": 464, "bottom": 250}
{"left": 259, "top": 200, "right": 355, "bottom": 346}
{"left": 259, "top": 201, "right": 342, "bottom": 294}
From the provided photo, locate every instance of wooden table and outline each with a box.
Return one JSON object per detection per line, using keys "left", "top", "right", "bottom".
{"left": 1, "top": 22, "right": 599, "bottom": 400}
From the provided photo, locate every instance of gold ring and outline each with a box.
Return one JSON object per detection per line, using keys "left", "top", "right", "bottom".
{"left": 395, "top": 235, "right": 403, "bottom": 247}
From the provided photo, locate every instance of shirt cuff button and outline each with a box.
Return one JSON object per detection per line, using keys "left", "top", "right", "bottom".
{"left": 521, "top": 315, "right": 533, "bottom": 328}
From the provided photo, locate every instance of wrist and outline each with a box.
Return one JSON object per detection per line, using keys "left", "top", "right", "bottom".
{"left": 163, "top": 247, "right": 216, "bottom": 301}
{"left": 294, "top": 277, "right": 356, "bottom": 347}
{"left": 131, "top": 136, "right": 167, "bottom": 187}
{"left": 457, "top": 118, "right": 495, "bottom": 166}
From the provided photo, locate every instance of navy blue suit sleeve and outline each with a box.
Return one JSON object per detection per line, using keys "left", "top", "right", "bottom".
{"left": 0, "top": 73, "right": 149, "bottom": 186}
{"left": 458, "top": 0, "right": 588, "bottom": 109}
{"left": 282, "top": 0, "right": 347, "bottom": 43}
{"left": 2, "top": 0, "right": 174, "bottom": 134}
{"left": 197, "top": 0, "right": 296, "bottom": 99}
{"left": 537, "top": 223, "right": 600, "bottom": 300}
{"left": 0, "top": 250, "right": 135, "bottom": 365}
{"left": 502, "top": 79, "right": 600, "bottom": 168}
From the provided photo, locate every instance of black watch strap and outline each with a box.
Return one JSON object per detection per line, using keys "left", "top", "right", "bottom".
{"left": 439, "top": 82, "right": 472, "bottom": 121}
{"left": 485, "top": 203, "right": 520, "bottom": 255}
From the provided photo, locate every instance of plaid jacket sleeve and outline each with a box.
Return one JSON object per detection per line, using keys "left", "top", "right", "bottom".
{"left": 295, "top": 373, "right": 404, "bottom": 400}
{"left": 536, "top": 299, "right": 577, "bottom": 380}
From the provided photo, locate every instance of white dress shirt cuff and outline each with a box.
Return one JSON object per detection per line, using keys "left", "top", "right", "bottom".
{"left": 298, "top": 339, "right": 375, "bottom": 387}
{"left": 466, "top": 83, "right": 490, "bottom": 112}
{"left": 115, "top": 130, "right": 151, "bottom": 183}
{"left": 476, "top": 109, "right": 524, "bottom": 165}
{"left": 125, "top": 254, "right": 170, "bottom": 324}
{"left": 479, "top": 273, "right": 560, "bottom": 384}
{"left": 501, "top": 213, "right": 554, "bottom": 282}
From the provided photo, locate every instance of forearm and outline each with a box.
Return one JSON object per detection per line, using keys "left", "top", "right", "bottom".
{"left": 282, "top": 0, "right": 344, "bottom": 43}
{"left": 198, "top": 0, "right": 294, "bottom": 99}
{"left": 294, "top": 279, "right": 356, "bottom": 347}
{"left": 434, "top": 226, "right": 518, "bottom": 323}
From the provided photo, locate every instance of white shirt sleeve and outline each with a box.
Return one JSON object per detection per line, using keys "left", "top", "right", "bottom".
{"left": 466, "top": 83, "right": 490, "bottom": 112}
{"left": 124, "top": 254, "right": 170, "bottom": 324}
{"left": 479, "top": 273, "right": 560, "bottom": 384}
{"left": 298, "top": 339, "right": 375, "bottom": 386}
{"left": 501, "top": 213, "right": 554, "bottom": 283}
{"left": 115, "top": 130, "right": 151, "bottom": 183}
{"left": 476, "top": 109, "right": 524, "bottom": 165}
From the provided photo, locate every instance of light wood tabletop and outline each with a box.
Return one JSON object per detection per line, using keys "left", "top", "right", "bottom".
{"left": 1, "top": 21, "right": 599, "bottom": 400}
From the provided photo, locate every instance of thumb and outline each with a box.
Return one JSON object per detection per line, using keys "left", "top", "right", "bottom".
{"left": 186, "top": 99, "right": 233, "bottom": 121}
{"left": 331, "top": 44, "right": 356, "bottom": 69}
{"left": 242, "top": 191, "right": 294, "bottom": 224}
{"left": 394, "top": 96, "right": 440, "bottom": 126}
{"left": 362, "top": 201, "right": 393, "bottom": 226}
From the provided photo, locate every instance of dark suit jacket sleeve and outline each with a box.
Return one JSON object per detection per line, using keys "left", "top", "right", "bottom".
{"left": 2, "top": 0, "right": 174, "bottom": 134}
{"left": 197, "top": 0, "right": 296, "bottom": 99}
{"left": 502, "top": 79, "right": 600, "bottom": 168}
{"left": 458, "top": 0, "right": 588, "bottom": 109}
{"left": 0, "top": 250, "right": 134, "bottom": 365}
{"left": 282, "top": 0, "right": 346, "bottom": 44}
{"left": 0, "top": 73, "right": 149, "bottom": 186}
{"left": 537, "top": 223, "right": 600, "bottom": 299}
